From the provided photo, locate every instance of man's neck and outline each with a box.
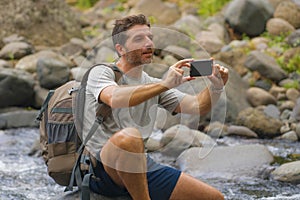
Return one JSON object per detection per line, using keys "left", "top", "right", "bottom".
{"left": 116, "top": 59, "right": 143, "bottom": 79}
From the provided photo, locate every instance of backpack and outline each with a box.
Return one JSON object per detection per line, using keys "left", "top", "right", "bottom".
{"left": 36, "top": 64, "right": 122, "bottom": 200}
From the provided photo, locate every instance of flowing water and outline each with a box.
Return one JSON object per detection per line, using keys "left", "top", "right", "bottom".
{"left": 0, "top": 128, "right": 299, "bottom": 200}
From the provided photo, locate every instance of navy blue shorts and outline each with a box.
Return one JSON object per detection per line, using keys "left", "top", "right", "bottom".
{"left": 90, "top": 155, "right": 181, "bottom": 200}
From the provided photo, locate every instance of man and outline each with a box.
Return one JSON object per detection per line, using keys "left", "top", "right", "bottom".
{"left": 83, "top": 14, "right": 228, "bottom": 200}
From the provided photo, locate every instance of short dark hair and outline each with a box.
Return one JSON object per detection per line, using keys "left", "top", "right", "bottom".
{"left": 112, "top": 14, "right": 150, "bottom": 47}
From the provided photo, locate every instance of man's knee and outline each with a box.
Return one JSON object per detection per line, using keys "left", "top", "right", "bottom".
{"left": 111, "top": 127, "right": 144, "bottom": 153}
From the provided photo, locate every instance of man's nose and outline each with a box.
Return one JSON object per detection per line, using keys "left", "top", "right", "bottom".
{"left": 145, "top": 37, "right": 154, "bottom": 47}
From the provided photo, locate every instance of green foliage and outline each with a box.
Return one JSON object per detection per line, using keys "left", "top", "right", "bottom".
{"left": 197, "top": 0, "right": 231, "bottom": 17}
{"left": 261, "top": 32, "right": 290, "bottom": 51}
{"left": 283, "top": 80, "right": 300, "bottom": 90}
{"left": 76, "top": 0, "right": 99, "bottom": 9}
{"left": 277, "top": 54, "right": 300, "bottom": 75}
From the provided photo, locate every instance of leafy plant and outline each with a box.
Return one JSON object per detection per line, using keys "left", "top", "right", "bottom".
{"left": 76, "top": 0, "right": 99, "bottom": 9}
{"left": 197, "top": 0, "right": 231, "bottom": 17}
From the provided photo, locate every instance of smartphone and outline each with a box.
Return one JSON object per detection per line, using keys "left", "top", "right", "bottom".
{"left": 190, "top": 59, "right": 213, "bottom": 77}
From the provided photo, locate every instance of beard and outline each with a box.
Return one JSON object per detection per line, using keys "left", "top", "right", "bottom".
{"left": 125, "top": 48, "right": 153, "bottom": 66}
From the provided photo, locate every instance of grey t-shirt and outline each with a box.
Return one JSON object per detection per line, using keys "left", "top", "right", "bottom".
{"left": 83, "top": 64, "right": 186, "bottom": 157}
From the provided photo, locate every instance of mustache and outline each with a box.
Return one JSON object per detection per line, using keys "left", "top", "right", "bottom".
{"left": 142, "top": 48, "right": 154, "bottom": 54}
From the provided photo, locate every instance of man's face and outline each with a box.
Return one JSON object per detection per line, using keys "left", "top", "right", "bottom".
{"left": 122, "top": 24, "right": 154, "bottom": 66}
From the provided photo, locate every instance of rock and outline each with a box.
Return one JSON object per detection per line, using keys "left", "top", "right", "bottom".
{"left": 172, "top": 15, "right": 202, "bottom": 36}
{"left": 15, "top": 50, "right": 75, "bottom": 74}
{"left": 271, "top": 160, "right": 300, "bottom": 184}
{"left": 277, "top": 131, "right": 298, "bottom": 141}
{"left": 0, "top": 109, "right": 38, "bottom": 129}
{"left": 160, "top": 124, "right": 215, "bottom": 157}
{"left": 196, "top": 31, "right": 224, "bottom": 54}
{"left": 227, "top": 125, "right": 258, "bottom": 138}
{"left": 0, "top": 67, "right": 35, "bottom": 108}
{"left": 36, "top": 57, "right": 71, "bottom": 89}
{"left": 264, "top": 104, "right": 280, "bottom": 119}
{"left": 274, "top": 1, "right": 300, "bottom": 29}
{"left": 244, "top": 50, "right": 288, "bottom": 82}
{"left": 295, "top": 123, "right": 300, "bottom": 138}
{"left": 0, "top": 0, "right": 83, "bottom": 47}
{"left": 95, "top": 46, "right": 118, "bottom": 63}
{"left": 162, "top": 45, "right": 192, "bottom": 60}
{"left": 266, "top": 18, "right": 295, "bottom": 36}
{"left": 0, "top": 42, "right": 34, "bottom": 60}
{"left": 236, "top": 107, "right": 283, "bottom": 138}
{"left": 176, "top": 144, "right": 274, "bottom": 178}
{"left": 292, "top": 98, "right": 300, "bottom": 121}
{"left": 204, "top": 121, "right": 228, "bottom": 138}
{"left": 0, "top": 59, "right": 13, "bottom": 68}
{"left": 224, "top": 0, "right": 274, "bottom": 36}
{"left": 130, "top": 0, "right": 181, "bottom": 25}
{"left": 246, "top": 87, "right": 277, "bottom": 107}
{"left": 286, "top": 88, "right": 300, "bottom": 102}
{"left": 286, "top": 29, "right": 300, "bottom": 47}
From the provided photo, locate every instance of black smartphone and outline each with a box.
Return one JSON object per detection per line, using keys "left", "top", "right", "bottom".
{"left": 190, "top": 59, "right": 213, "bottom": 77}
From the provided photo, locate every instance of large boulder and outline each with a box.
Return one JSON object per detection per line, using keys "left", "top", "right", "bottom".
{"left": 176, "top": 144, "right": 274, "bottom": 178}
{"left": 0, "top": 0, "right": 83, "bottom": 47}
{"left": 0, "top": 67, "right": 35, "bottom": 108}
{"left": 225, "top": 0, "right": 274, "bottom": 36}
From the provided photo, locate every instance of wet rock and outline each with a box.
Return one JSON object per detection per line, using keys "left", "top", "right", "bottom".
{"left": 0, "top": 109, "right": 38, "bottom": 129}
{"left": 246, "top": 87, "right": 277, "bottom": 107}
{"left": 276, "top": 131, "right": 298, "bottom": 141}
{"left": 224, "top": 0, "right": 274, "bottom": 36}
{"left": 236, "top": 107, "right": 283, "bottom": 138}
{"left": 244, "top": 50, "right": 288, "bottom": 82}
{"left": 177, "top": 144, "right": 274, "bottom": 178}
{"left": 271, "top": 160, "right": 300, "bottom": 184}
{"left": 227, "top": 125, "right": 258, "bottom": 138}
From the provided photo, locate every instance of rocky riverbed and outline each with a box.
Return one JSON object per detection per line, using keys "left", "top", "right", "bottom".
{"left": 1, "top": 128, "right": 300, "bottom": 200}
{"left": 0, "top": 0, "right": 300, "bottom": 199}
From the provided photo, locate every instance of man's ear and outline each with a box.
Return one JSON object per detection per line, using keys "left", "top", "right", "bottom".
{"left": 115, "top": 44, "right": 125, "bottom": 56}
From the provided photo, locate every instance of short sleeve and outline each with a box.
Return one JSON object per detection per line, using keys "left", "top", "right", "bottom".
{"left": 86, "top": 65, "right": 118, "bottom": 102}
{"left": 159, "top": 89, "right": 186, "bottom": 113}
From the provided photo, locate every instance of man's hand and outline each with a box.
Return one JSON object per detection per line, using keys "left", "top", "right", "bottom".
{"left": 208, "top": 62, "right": 229, "bottom": 90}
{"left": 162, "top": 58, "right": 195, "bottom": 89}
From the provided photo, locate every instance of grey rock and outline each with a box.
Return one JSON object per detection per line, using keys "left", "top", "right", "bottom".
{"left": 36, "top": 57, "right": 71, "bottom": 89}
{"left": 0, "top": 42, "right": 34, "bottom": 60}
{"left": 246, "top": 87, "right": 277, "bottom": 107}
{"left": 0, "top": 67, "right": 35, "bottom": 108}
{"left": 177, "top": 144, "right": 274, "bottom": 178}
{"left": 0, "top": 109, "right": 38, "bottom": 129}
{"left": 271, "top": 160, "right": 300, "bottom": 184}
{"left": 244, "top": 50, "right": 288, "bottom": 82}
{"left": 225, "top": 0, "right": 274, "bottom": 36}
{"left": 227, "top": 125, "right": 258, "bottom": 138}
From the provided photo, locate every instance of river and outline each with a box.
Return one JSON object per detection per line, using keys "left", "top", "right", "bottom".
{"left": 0, "top": 128, "right": 299, "bottom": 200}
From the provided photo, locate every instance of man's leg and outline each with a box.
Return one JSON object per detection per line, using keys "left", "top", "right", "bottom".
{"left": 100, "top": 127, "right": 151, "bottom": 200}
{"left": 169, "top": 173, "right": 224, "bottom": 200}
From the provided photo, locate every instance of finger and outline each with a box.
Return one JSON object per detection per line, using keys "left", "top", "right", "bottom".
{"left": 174, "top": 58, "right": 194, "bottom": 68}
